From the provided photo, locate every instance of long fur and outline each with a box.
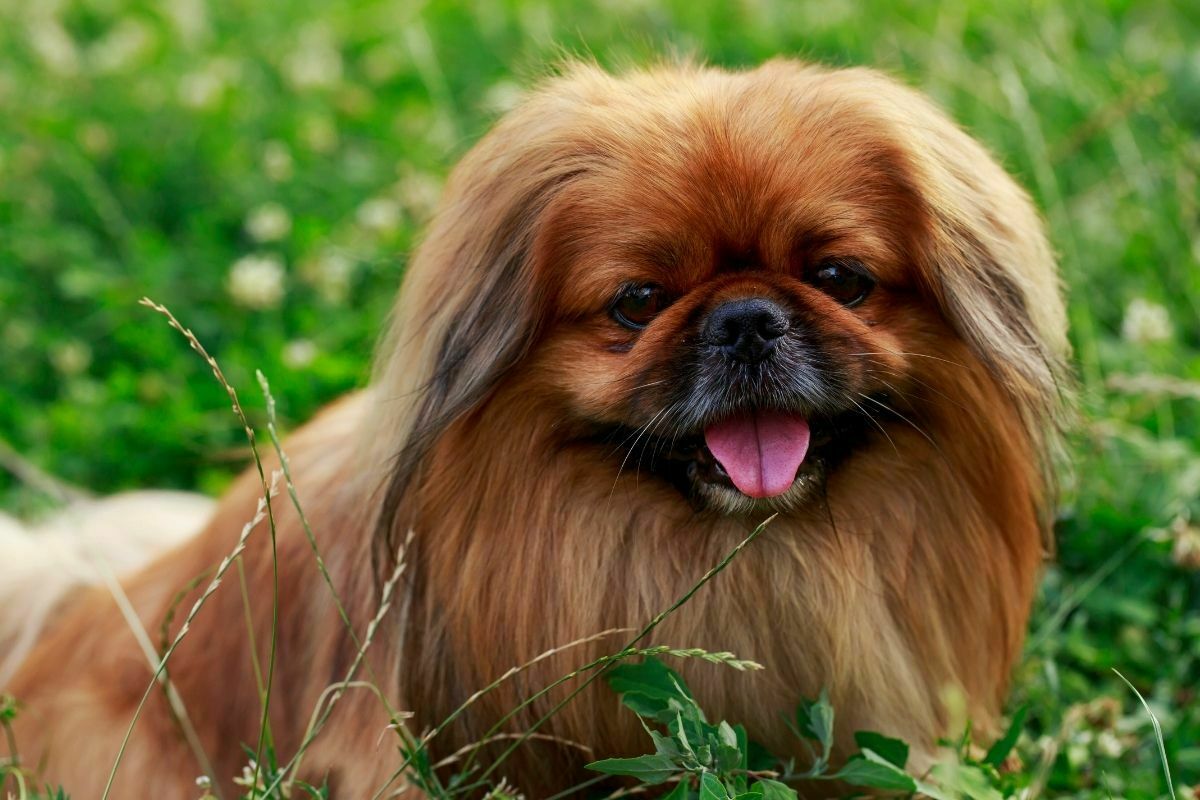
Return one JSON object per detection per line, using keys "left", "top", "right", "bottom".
{"left": 1, "top": 60, "right": 1068, "bottom": 798}
{"left": 0, "top": 492, "right": 214, "bottom": 685}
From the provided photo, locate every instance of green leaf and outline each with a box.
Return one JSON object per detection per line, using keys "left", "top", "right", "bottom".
{"left": 797, "top": 690, "right": 835, "bottom": 757}
{"left": 983, "top": 704, "right": 1028, "bottom": 767}
{"left": 586, "top": 754, "right": 678, "bottom": 784}
{"left": 715, "top": 742, "right": 742, "bottom": 772}
{"left": 731, "top": 792, "right": 764, "bottom": 800}
{"left": 928, "top": 762, "right": 1005, "bottom": 800}
{"left": 853, "top": 730, "right": 909, "bottom": 768}
{"left": 832, "top": 751, "right": 918, "bottom": 792}
{"left": 608, "top": 658, "right": 695, "bottom": 702}
{"left": 608, "top": 657, "right": 698, "bottom": 723}
{"left": 651, "top": 730, "right": 683, "bottom": 760}
{"left": 915, "top": 779, "right": 955, "bottom": 800}
{"left": 750, "top": 779, "right": 798, "bottom": 800}
{"left": 669, "top": 711, "right": 718, "bottom": 758}
{"left": 745, "top": 738, "right": 777, "bottom": 772}
{"left": 699, "top": 772, "right": 729, "bottom": 800}
{"left": 662, "top": 781, "right": 693, "bottom": 800}
{"left": 718, "top": 720, "right": 739, "bottom": 749}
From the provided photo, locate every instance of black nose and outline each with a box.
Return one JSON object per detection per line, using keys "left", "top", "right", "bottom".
{"left": 703, "top": 297, "right": 790, "bottom": 363}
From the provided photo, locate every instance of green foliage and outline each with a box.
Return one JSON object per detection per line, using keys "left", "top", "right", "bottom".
{"left": 590, "top": 657, "right": 1172, "bottom": 800}
{"left": 0, "top": 0, "right": 1197, "bottom": 798}
{"left": 589, "top": 656, "right": 1042, "bottom": 798}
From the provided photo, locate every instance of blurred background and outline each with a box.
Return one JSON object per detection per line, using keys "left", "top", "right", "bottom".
{"left": 0, "top": 0, "right": 1197, "bottom": 795}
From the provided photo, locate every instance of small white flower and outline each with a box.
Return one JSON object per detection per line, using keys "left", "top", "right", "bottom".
{"left": 396, "top": 171, "right": 442, "bottom": 219}
{"left": 89, "top": 19, "right": 154, "bottom": 74}
{"left": 356, "top": 196, "right": 402, "bottom": 234}
{"left": 179, "top": 58, "right": 240, "bottom": 109}
{"left": 262, "top": 140, "right": 294, "bottom": 181}
{"left": 302, "top": 249, "right": 355, "bottom": 303}
{"left": 283, "top": 25, "right": 343, "bottom": 90}
{"left": 227, "top": 254, "right": 285, "bottom": 309}
{"left": 1121, "top": 298, "right": 1172, "bottom": 345}
{"left": 282, "top": 339, "right": 318, "bottom": 368}
{"left": 165, "top": 0, "right": 210, "bottom": 47}
{"left": 28, "top": 17, "right": 80, "bottom": 76}
{"left": 244, "top": 202, "right": 292, "bottom": 242}
{"left": 1095, "top": 730, "right": 1126, "bottom": 759}
{"left": 50, "top": 341, "right": 92, "bottom": 375}
{"left": 179, "top": 70, "right": 221, "bottom": 108}
{"left": 482, "top": 80, "right": 524, "bottom": 114}
{"left": 1171, "top": 517, "right": 1200, "bottom": 571}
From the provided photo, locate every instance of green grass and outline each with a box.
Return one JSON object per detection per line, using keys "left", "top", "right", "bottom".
{"left": 0, "top": 0, "right": 1197, "bottom": 797}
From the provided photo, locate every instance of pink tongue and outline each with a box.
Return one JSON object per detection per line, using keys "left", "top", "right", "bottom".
{"left": 704, "top": 411, "right": 811, "bottom": 499}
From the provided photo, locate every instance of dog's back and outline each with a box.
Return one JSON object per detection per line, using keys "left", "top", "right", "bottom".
{"left": 0, "top": 491, "right": 215, "bottom": 684}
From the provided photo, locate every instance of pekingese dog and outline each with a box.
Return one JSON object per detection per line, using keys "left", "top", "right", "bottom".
{"left": 2, "top": 60, "right": 1068, "bottom": 798}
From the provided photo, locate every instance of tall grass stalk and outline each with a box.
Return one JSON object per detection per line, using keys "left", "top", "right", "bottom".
{"left": 1113, "top": 669, "right": 1177, "bottom": 800}
{"left": 271, "top": 532, "right": 413, "bottom": 794}
{"left": 97, "top": 557, "right": 220, "bottom": 796}
{"left": 101, "top": 472, "right": 279, "bottom": 799}
{"left": 136, "top": 298, "right": 283, "bottom": 790}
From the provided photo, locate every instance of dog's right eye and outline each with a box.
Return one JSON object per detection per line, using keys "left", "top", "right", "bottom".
{"left": 611, "top": 284, "right": 669, "bottom": 329}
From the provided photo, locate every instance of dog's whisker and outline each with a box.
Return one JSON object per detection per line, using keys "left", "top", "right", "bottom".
{"left": 847, "top": 396, "right": 900, "bottom": 459}
{"left": 848, "top": 350, "right": 970, "bottom": 370}
{"left": 610, "top": 405, "right": 671, "bottom": 498}
{"left": 857, "top": 392, "right": 941, "bottom": 455}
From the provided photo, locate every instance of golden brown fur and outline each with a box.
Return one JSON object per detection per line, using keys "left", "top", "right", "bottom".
{"left": 2, "top": 60, "right": 1068, "bottom": 798}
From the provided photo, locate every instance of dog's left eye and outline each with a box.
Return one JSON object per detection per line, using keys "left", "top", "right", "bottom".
{"left": 611, "top": 284, "right": 669, "bottom": 329}
{"left": 807, "top": 258, "right": 875, "bottom": 307}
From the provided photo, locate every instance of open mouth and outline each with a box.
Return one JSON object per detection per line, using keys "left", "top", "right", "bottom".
{"left": 703, "top": 411, "right": 812, "bottom": 498}
{"left": 596, "top": 404, "right": 874, "bottom": 511}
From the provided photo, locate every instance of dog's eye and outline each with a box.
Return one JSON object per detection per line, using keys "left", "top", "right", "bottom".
{"left": 807, "top": 259, "right": 875, "bottom": 307}
{"left": 611, "top": 284, "right": 669, "bottom": 329}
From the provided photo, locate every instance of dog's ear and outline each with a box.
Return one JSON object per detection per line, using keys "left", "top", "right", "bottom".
{"left": 828, "top": 67, "right": 1070, "bottom": 436}
{"left": 370, "top": 76, "right": 595, "bottom": 558}
{"left": 911, "top": 123, "right": 1070, "bottom": 434}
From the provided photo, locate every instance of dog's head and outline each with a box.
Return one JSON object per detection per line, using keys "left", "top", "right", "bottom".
{"left": 373, "top": 60, "right": 1069, "bottom": 537}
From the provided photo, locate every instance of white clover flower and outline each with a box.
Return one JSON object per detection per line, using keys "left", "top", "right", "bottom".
{"left": 232, "top": 759, "right": 264, "bottom": 790}
{"left": 283, "top": 25, "right": 343, "bottom": 90}
{"left": 165, "top": 0, "right": 210, "bottom": 47}
{"left": 1171, "top": 517, "right": 1200, "bottom": 571}
{"left": 179, "top": 58, "right": 239, "bottom": 109}
{"left": 89, "top": 19, "right": 154, "bottom": 74}
{"left": 1121, "top": 298, "right": 1172, "bottom": 345}
{"left": 282, "top": 338, "right": 318, "bottom": 368}
{"left": 50, "top": 341, "right": 92, "bottom": 376}
{"left": 1094, "top": 730, "right": 1126, "bottom": 759}
{"left": 28, "top": 17, "right": 80, "bottom": 76}
{"left": 482, "top": 80, "right": 525, "bottom": 114}
{"left": 262, "top": 140, "right": 294, "bottom": 182}
{"left": 302, "top": 249, "right": 355, "bottom": 303}
{"left": 227, "top": 254, "right": 286, "bottom": 309}
{"left": 244, "top": 202, "right": 292, "bottom": 242}
{"left": 356, "top": 196, "right": 402, "bottom": 234}
{"left": 397, "top": 171, "right": 442, "bottom": 219}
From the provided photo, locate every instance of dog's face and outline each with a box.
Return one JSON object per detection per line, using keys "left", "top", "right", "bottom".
{"left": 531, "top": 107, "right": 938, "bottom": 513}
{"left": 378, "top": 60, "right": 1068, "bottom": 529}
